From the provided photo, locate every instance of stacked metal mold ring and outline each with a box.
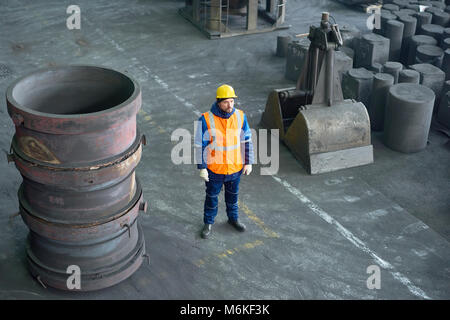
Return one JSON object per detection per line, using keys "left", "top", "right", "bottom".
{"left": 6, "top": 65, "right": 148, "bottom": 291}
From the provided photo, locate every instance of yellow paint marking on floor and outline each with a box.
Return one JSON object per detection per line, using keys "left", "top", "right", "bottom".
{"left": 194, "top": 259, "right": 205, "bottom": 267}
{"left": 195, "top": 239, "right": 264, "bottom": 267}
{"left": 144, "top": 115, "right": 152, "bottom": 121}
{"left": 238, "top": 201, "right": 280, "bottom": 238}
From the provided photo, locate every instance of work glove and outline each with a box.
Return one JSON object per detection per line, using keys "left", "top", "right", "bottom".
{"left": 243, "top": 165, "right": 252, "bottom": 175}
{"left": 199, "top": 168, "right": 209, "bottom": 182}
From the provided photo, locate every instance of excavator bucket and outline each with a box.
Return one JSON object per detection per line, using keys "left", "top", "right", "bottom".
{"left": 260, "top": 88, "right": 306, "bottom": 141}
{"left": 284, "top": 100, "right": 373, "bottom": 174}
{"left": 260, "top": 12, "right": 373, "bottom": 174}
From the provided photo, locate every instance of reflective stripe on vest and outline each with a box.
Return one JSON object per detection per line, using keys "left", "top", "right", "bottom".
{"left": 206, "top": 111, "right": 241, "bottom": 151}
{"left": 203, "top": 109, "right": 244, "bottom": 175}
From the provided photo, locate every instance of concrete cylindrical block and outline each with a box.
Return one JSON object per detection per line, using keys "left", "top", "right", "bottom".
{"left": 414, "top": 12, "right": 433, "bottom": 32}
{"left": 410, "top": 63, "right": 446, "bottom": 108}
{"left": 430, "top": 1, "right": 446, "bottom": 10}
{"left": 369, "top": 73, "right": 395, "bottom": 131}
{"left": 336, "top": 50, "right": 354, "bottom": 83}
{"left": 285, "top": 38, "right": 310, "bottom": 81}
{"left": 405, "top": 4, "right": 421, "bottom": 11}
{"left": 418, "top": 1, "right": 433, "bottom": 6}
{"left": 276, "top": 35, "right": 291, "bottom": 57}
{"left": 407, "top": 35, "right": 438, "bottom": 65}
{"left": 379, "top": 12, "right": 398, "bottom": 36}
{"left": 442, "top": 37, "right": 450, "bottom": 49}
{"left": 392, "top": 11, "right": 406, "bottom": 19}
{"left": 393, "top": 0, "right": 411, "bottom": 8}
{"left": 354, "top": 33, "right": 390, "bottom": 68}
{"left": 437, "top": 80, "right": 450, "bottom": 116}
{"left": 340, "top": 24, "right": 362, "bottom": 49}
{"left": 443, "top": 49, "right": 450, "bottom": 80}
{"left": 399, "top": 69, "right": 421, "bottom": 83}
{"left": 399, "top": 14, "right": 418, "bottom": 38}
{"left": 400, "top": 8, "right": 417, "bottom": 16}
{"left": 415, "top": 44, "right": 444, "bottom": 66}
{"left": 420, "top": 23, "right": 445, "bottom": 44}
{"left": 437, "top": 81, "right": 450, "bottom": 128}
{"left": 342, "top": 68, "right": 374, "bottom": 108}
{"left": 384, "top": 83, "right": 435, "bottom": 153}
{"left": 341, "top": 46, "right": 355, "bottom": 60}
{"left": 383, "top": 61, "right": 403, "bottom": 83}
{"left": 386, "top": 20, "right": 405, "bottom": 60}
{"left": 368, "top": 62, "right": 383, "bottom": 73}
{"left": 399, "top": 15, "right": 418, "bottom": 64}
{"left": 432, "top": 11, "right": 450, "bottom": 26}
{"left": 425, "top": 7, "right": 445, "bottom": 20}
{"left": 384, "top": 4, "right": 400, "bottom": 11}
{"left": 441, "top": 28, "right": 450, "bottom": 44}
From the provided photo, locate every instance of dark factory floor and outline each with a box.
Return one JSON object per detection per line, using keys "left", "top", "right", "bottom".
{"left": 0, "top": 0, "right": 449, "bottom": 300}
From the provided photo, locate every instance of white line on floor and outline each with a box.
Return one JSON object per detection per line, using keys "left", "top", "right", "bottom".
{"left": 271, "top": 175, "right": 431, "bottom": 300}
{"left": 84, "top": 16, "right": 202, "bottom": 118}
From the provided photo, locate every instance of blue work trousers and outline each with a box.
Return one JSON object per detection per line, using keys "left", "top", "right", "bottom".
{"left": 203, "top": 175, "right": 241, "bottom": 225}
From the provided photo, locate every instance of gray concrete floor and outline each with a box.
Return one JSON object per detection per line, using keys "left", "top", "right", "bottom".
{"left": 0, "top": 0, "right": 449, "bottom": 299}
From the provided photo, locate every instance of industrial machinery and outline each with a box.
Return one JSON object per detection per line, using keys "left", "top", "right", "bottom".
{"left": 261, "top": 13, "right": 374, "bottom": 174}
{"left": 179, "top": 0, "right": 288, "bottom": 39}
{"left": 6, "top": 66, "right": 148, "bottom": 291}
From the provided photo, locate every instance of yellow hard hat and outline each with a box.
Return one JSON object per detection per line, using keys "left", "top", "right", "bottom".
{"left": 216, "top": 84, "right": 237, "bottom": 99}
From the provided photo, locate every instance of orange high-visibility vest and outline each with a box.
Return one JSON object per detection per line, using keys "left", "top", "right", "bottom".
{"left": 203, "top": 109, "right": 244, "bottom": 175}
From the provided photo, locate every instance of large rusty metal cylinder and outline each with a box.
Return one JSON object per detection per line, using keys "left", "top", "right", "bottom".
{"left": 6, "top": 65, "right": 147, "bottom": 291}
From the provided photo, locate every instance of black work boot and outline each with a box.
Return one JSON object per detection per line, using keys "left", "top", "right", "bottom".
{"left": 228, "top": 219, "right": 246, "bottom": 232}
{"left": 201, "top": 224, "right": 212, "bottom": 239}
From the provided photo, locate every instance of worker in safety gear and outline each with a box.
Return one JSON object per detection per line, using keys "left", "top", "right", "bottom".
{"left": 195, "top": 84, "right": 254, "bottom": 239}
